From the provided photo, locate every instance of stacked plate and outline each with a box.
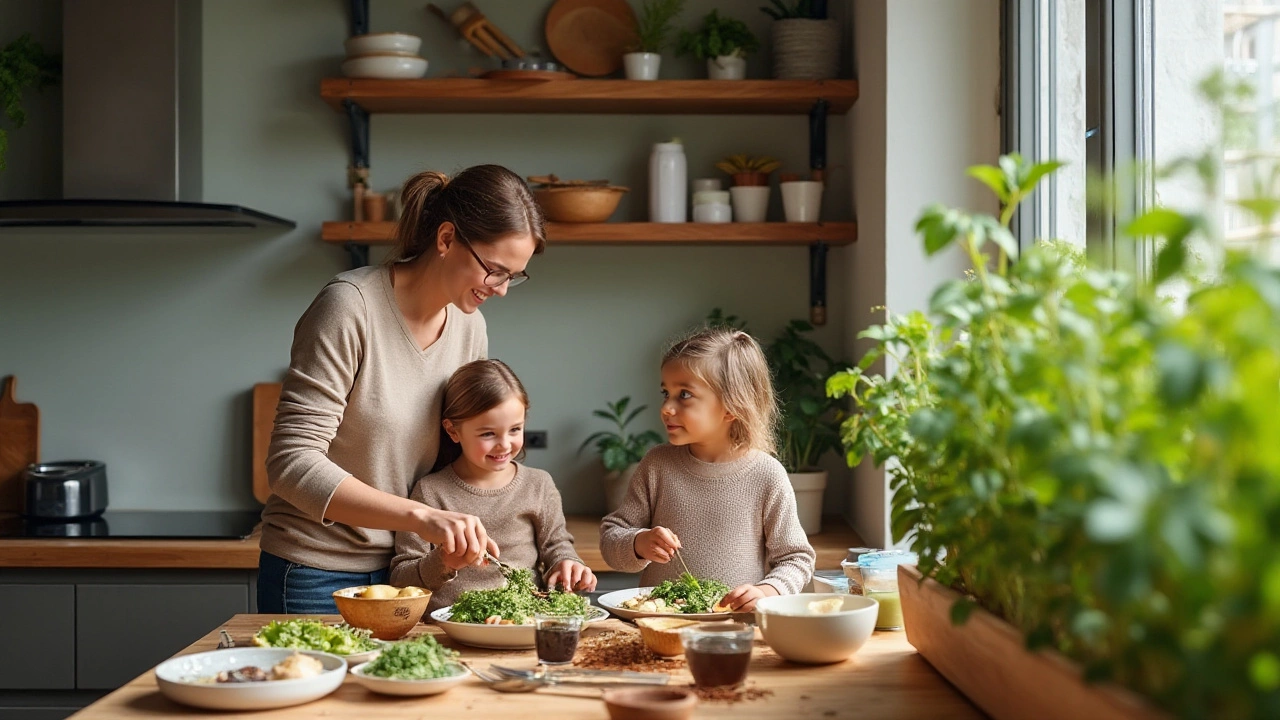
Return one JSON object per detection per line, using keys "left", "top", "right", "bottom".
{"left": 341, "top": 33, "right": 428, "bottom": 79}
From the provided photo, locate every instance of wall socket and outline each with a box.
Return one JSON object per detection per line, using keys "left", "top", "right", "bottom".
{"left": 525, "top": 430, "right": 548, "bottom": 449}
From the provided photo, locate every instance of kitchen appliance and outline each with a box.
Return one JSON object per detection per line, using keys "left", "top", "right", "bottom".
{"left": 0, "top": 510, "right": 263, "bottom": 539}
{"left": 23, "top": 460, "right": 108, "bottom": 519}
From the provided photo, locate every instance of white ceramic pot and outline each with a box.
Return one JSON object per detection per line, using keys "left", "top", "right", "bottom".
{"left": 755, "top": 594, "right": 878, "bottom": 664}
{"left": 341, "top": 54, "right": 428, "bottom": 79}
{"left": 770, "top": 18, "right": 840, "bottom": 80}
{"left": 707, "top": 54, "right": 746, "bottom": 80}
{"left": 344, "top": 32, "right": 421, "bottom": 57}
{"left": 729, "top": 185, "right": 770, "bottom": 222}
{"left": 624, "top": 52, "right": 662, "bottom": 80}
{"left": 604, "top": 463, "right": 640, "bottom": 513}
{"left": 781, "top": 180, "right": 824, "bottom": 222}
{"left": 788, "top": 469, "right": 827, "bottom": 534}
{"left": 692, "top": 203, "right": 732, "bottom": 223}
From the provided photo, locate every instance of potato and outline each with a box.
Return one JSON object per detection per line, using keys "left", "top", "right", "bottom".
{"left": 357, "top": 584, "right": 400, "bottom": 599}
{"left": 396, "top": 586, "right": 426, "bottom": 598}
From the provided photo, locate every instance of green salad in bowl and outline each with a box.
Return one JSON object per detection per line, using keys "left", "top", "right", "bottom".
{"left": 252, "top": 619, "right": 380, "bottom": 656}
{"left": 448, "top": 567, "right": 591, "bottom": 625}
{"left": 359, "top": 635, "right": 461, "bottom": 680}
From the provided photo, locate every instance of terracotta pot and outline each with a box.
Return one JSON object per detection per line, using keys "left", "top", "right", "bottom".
{"left": 898, "top": 565, "right": 1168, "bottom": 720}
{"left": 732, "top": 172, "right": 769, "bottom": 187}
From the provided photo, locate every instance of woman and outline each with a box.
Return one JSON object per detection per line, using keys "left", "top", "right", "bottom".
{"left": 257, "top": 164, "right": 546, "bottom": 613}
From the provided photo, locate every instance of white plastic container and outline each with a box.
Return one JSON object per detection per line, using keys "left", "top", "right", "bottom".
{"left": 692, "top": 203, "right": 731, "bottom": 223}
{"left": 649, "top": 140, "right": 687, "bottom": 223}
{"left": 691, "top": 178, "right": 722, "bottom": 193}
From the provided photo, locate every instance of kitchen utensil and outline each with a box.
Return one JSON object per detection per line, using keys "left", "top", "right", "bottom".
{"left": 755, "top": 593, "right": 878, "bottom": 664}
{"left": 0, "top": 376, "right": 39, "bottom": 514}
{"left": 217, "top": 630, "right": 235, "bottom": 649}
{"left": 252, "top": 382, "right": 281, "bottom": 504}
{"left": 465, "top": 662, "right": 601, "bottom": 697}
{"left": 489, "top": 665, "right": 669, "bottom": 686}
{"left": 483, "top": 549, "right": 517, "bottom": 574}
{"left": 545, "top": 0, "right": 637, "bottom": 77}
{"left": 429, "top": 2, "right": 523, "bottom": 60}
{"left": 672, "top": 548, "right": 699, "bottom": 590}
{"left": 23, "top": 461, "right": 108, "bottom": 519}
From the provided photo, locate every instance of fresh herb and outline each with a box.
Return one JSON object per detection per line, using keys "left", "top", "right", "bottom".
{"left": 0, "top": 33, "right": 60, "bottom": 172}
{"left": 632, "top": 0, "right": 686, "bottom": 54}
{"left": 760, "top": 0, "right": 815, "bottom": 20}
{"left": 677, "top": 10, "right": 760, "bottom": 61}
{"left": 361, "top": 635, "right": 460, "bottom": 680}
{"left": 252, "top": 619, "right": 378, "bottom": 655}
{"left": 448, "top": 567, "right": 590, "bottom": 624}
{"left": 650, "top": 573, "right": 730, "bottom": 613}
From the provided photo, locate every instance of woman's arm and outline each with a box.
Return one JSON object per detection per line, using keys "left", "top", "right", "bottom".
{"left": 328, "top": 477, "right": 493, "bottom": 561}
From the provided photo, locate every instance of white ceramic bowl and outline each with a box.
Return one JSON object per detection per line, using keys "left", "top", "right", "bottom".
{"left": 430, "top": 605, "right": 610, "bottom": 649}
{"left": 597, "top": 587, "right": 733, "bottom": 621}
{"left": 341, "top": 54, "right": 428, "bottom": 79}
{"left": 349, "top": 661, "right": 470, "bottom": 696}
{"left": 344, "top": 32, "right": 421, "bottom": 56}
{"left": 154, "top": 648, "right": 346, "bottom": 711}
{"left": 754, "top": 593, "right": 878, "bottom": 664}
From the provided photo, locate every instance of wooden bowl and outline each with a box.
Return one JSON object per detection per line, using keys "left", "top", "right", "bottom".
{"left": 635, "top": 616, "right": 701, "bottom": 657}
{"left": 332, "top": 586, "right": 432, "bottom": 640}
{"left": 534, "top": 186, "right": 628, "bottom": 223}
{"left": 602, "top": 687, "right": 697, "bottom": 720}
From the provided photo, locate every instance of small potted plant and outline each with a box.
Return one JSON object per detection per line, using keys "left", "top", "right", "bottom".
{"left": 716, "top": 154, "right": 779, "bottom": 222}
{"left": 578, "top": 397, "right": 664, "bottom": 512}
{"left": 0, "top": 33, "right": 60, "bottom": 172}
{"left": 761, "top": 0, "right": 840, "bottom": 80}
{"left": 624, "top": 0, "right": 685, "bottom": 81}
{"left": 677, "top": 10, "right": 760, "bottom": 80}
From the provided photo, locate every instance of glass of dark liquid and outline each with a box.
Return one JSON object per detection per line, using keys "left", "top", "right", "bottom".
{"left": 534, "top": 614, "right": 583, "bottom": 666}
{"left": 680, "top": 622, "right": 755, "bottom": 688}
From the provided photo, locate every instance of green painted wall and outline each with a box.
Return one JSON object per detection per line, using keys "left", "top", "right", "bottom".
{"left": 0, "top": 0, "right": 854, "bottom": 515}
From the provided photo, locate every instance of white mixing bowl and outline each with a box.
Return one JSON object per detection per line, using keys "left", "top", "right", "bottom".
{"left": 754, "top": 593, "right": 879, "bottom": 664}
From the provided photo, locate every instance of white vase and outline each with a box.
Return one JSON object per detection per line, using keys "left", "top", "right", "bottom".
{"left": 729, "top": 185, "right": 770, "bottom": 222}
{"left": 649, "top": 140, "right": 687, "bottom": 222}
{"left": 781, "top": 180, "right": 824, "bottom": 222}
{"left": 770, "top": 19, "right": 840, "bottom": 80}
{"left": 624, "top": 52, "right": 662, "bottom": 80}
{"left": 604, "top": 463, "right": 640, "bottom": 513}
{"left": 707, "top": 55, "right": 746, "bottom": 80}
{"left": 788, "top": 470, "right": 827, "bottom": 535}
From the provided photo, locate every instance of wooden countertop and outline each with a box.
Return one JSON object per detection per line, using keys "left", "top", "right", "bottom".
{"left": 0, "top": 515, "right": 862, "bottom": 571}
{"left": 70, "top": 613, "right": 984, "bottom": 719}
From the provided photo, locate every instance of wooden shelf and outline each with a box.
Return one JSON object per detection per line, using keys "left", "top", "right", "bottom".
{"left": 322, "top": 221, "right": 857, "bottom": 246}
{"left": 321, "top": 78, "right": 859, "bottom": 115}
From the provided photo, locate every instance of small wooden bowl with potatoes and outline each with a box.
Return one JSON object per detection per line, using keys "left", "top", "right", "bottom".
{"left": 332, "top": 585, "right": 432, "bottom": 640}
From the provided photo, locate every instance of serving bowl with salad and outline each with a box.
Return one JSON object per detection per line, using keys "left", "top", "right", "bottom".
{"left": 349, "top": 634, "right": 470, "bottom": 696}
{"left": 252, "top": 619, "right": 384, "bottom": 664}
{"left": 598, "top": 573, "right": 734, "bottom": 620}
{"left": 431, "top": 568, "right": 609, "bottom": 649}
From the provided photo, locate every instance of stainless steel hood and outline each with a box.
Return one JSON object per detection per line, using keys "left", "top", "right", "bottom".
{"left": 0, "top": 0, "right": 295, "bottom": 230}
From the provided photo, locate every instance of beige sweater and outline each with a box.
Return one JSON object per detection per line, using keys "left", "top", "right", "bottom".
{"left": 390, "top": 463, "right": 582, "bottom": 612}
{"left": 260, "top": 265, "right": 487, "bottom": 572}
{"left": 600, "top": 444, "right": 816, "bottom": 595}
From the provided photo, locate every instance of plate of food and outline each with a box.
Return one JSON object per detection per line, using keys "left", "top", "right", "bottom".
{"left": 430, "top": 567, "right": 610, "bottom": 649}
{"left": 349, "top": 635, "right": 471, "bottom": 696}
{"left": 154, "top": 648, "right": 345, "bottom": 711}
{"left": 252, "top": 618, "right": 386, "bottom": 664}
{"left": 598, "top": 573, "right": 735, "bottom": 620}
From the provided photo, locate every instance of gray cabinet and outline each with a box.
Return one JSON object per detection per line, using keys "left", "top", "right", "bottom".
{"left": 76, "top": 583, "right": 248, "bottom": 689}
{"left": 0, "top": 585, "right": 75, "bottom": 690}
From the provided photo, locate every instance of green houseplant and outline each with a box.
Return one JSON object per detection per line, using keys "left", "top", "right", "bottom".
{"left": 578, "top": 397, "right": 664, "bottom": 512}
{"left": 624, "top": 0, "right": 685, "bottom": 80}
{"left": 677, "top": 10, "right": 760, "bottom": 80}
{"left": 828, "top": 129, "right": 1280, "bottom": 718}
{"left": 0, "top": 33, "right": 60, "bottom": 172}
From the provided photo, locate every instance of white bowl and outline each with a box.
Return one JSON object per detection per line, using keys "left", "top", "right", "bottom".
{"left": 430, "top": 605, "right": 610, "bottom": 649}
{"left": 344, "top": 32, "right": 421, "bottom": 56}
{"left": 341, "top": 54, "right": 428, "bottom": 79}
{"left": 349, "top": 661, "right": 470, "bottom": 696}
{"left": 154, "top": 648, "right": 346, "bottom": 711}
{"left": 754, "top": 593, "right": 878, "bottom": 664}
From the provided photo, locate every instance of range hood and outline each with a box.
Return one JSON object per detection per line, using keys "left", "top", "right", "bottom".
{"left": 0, "top": 0, "right": 294, "bottom": 230}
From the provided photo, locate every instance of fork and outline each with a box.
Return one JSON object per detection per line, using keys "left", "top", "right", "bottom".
{"left": 490, "top": 665, "right": 669, "bottom": 685}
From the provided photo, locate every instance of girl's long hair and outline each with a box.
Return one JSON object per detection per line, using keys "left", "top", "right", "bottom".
{"left": 432, "top": 359, "right": 531, "bottom": 472}
{"left": 662, "top": 327, "right": 778, "bottom": 454}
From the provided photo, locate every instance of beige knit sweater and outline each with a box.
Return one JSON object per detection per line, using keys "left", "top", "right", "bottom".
{"left": 260, "top": 265, "right": 487, "bottom": 572}
{"left": 390, "top": 463, "right": 582, "bottom": 612}
{"left": 600, "top": 444, "right": 816, "bottom": 594}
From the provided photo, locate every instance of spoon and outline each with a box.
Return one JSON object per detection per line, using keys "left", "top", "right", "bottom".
{"left": 464, "top": 662, "right": 599, "bottom": 697}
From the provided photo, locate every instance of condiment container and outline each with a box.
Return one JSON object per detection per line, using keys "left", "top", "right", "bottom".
{"left": 534, "top": 614, "right": 582, "bottom": 665}
{"left": 649, "top": 139, "right": 687, "bottom": 223}
{"left": 692, "top": 203, "right": 731, "bottom": 223}
{"left": 841, "top": 546, "right": 878, "bottom": 595}
{"left": 856, "top": 550, "right": 918, "bottom": 630}
{"left": 691, "top": 177, "right": 722, "bottom": 193}
{"left": 680, "top": 622, "right": 753, "bottom": 688}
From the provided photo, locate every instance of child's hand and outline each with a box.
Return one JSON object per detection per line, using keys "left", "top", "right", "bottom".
{"left": 720, "top": 583, "right": 779, "bottom": 612}
{"left": 634, "top": 527, "right": 681, "bottom": 563}
{"left": 546, "top": 560, "right": 597, "bottom": 593}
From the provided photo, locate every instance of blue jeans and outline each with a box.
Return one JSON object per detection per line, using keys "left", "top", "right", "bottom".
{"left": 257, "top": 550, "right": 390, "bottom": 615}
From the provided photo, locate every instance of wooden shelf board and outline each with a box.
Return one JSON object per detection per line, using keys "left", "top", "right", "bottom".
{"left": 322, "top": 221, "right": 857, "bottom": 246}
{"left": 321, "top": 78, "right": 859, "bottom": 115}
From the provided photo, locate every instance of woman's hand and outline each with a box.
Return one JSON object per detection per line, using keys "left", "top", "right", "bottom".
{"left": 415, "top": 506, "right": 497, "bottom": 567}
{"left": 720, "top": 583, "right": 778, "bottom": 612}
{"left": 633, "top": 526, "right": 681, "bottom": 563}
{"left": 546, "top": 560, "right": 597, "bottom": 592}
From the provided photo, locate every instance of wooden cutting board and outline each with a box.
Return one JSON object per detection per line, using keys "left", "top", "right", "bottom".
{"left": 252, "top": 382, "right": 282, "bottom": 505}
{"left": 0, "top": 376, "right": 39, "bottom": 513}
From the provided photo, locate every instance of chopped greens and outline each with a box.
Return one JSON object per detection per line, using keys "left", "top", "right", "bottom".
{"left": 649, "top": 573, "right": 730, "bottom": 613}
{"left": 252, "top": 619, "right": 378, "bottom": 655}
{"left": 448, "top": 567, "right": 590, "bottom": 624}
{"left": 360, "top": 635, "right": 460, "bottom": 680}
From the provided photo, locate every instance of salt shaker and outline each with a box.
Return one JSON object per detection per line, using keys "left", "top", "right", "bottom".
{"left": 649, "top": 138, "right": 687, "bottom": 223}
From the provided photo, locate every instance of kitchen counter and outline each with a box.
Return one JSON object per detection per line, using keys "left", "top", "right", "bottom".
{"left": 70, "top": 613, "right": 985, "bottom": 719}
{"left": 0, "top": 515, "right": 863, "bottom": 570}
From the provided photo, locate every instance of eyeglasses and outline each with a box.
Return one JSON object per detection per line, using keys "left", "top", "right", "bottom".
{"left": 454, "top": 228, "right": 530, "bottom": 289}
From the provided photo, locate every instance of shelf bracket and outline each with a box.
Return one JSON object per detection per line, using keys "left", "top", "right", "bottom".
{"left": 809, "top": 99, "right": 829, "bottom": 181}
{"left": 349, "top": 0, "right": 369, "bottom": 37}
{"left": 809, "top": 241, "right": 829, "bottom": 326}
{"left": 343, "top": 99, "right": 370, "bottom": 169}
{"left": 344, "top": 242, "right": 370, "bottom": 269}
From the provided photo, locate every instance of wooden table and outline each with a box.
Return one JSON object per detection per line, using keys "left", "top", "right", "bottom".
{"left": 69, "top": 614, "right": 983, "bottom": 719}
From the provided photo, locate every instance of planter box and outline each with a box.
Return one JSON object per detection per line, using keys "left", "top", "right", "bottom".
{"left": 898, "top": 565, "right": 1167, "bottom": 720}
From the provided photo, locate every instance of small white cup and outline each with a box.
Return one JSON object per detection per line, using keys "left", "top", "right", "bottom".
{"left": 781, "top": 181, "right": 824, "bottom": 222}
{"left": 692, "top": 203, "right": 732, "bottom": 223}
{"left": 692, "top": 178, "right": 722, "bottom": 193}
{"left": 730, "top": 186, "right": 770, "bottom": 222}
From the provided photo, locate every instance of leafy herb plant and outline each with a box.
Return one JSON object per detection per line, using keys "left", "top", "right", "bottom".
{"left": 578, "top": 397, "right": 663, "bottom": 473}
{"left": 0, "top": 33, "right": 60, "bottom": 172}
{"left": 760, "top": 0, "right": 816, "bottom": 20}
{"left": 677, "top": 10, "right": 760, "bottom": 61}
{"left": 767, "top": 319, "right": 847, "bottom": 472}
{"left": 632, "top": 0, "right": 686, "bottom": 54}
